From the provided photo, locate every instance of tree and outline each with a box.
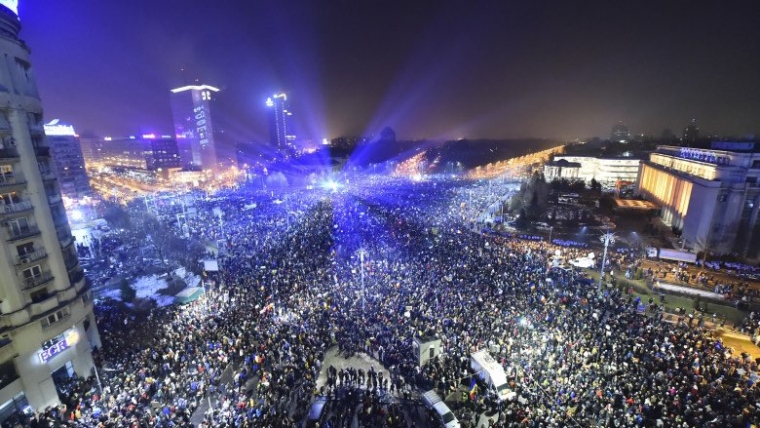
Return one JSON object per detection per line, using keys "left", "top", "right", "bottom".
{"left": 515, "top": 208, "right": 529, "bottom": 229}
{"left": 526, "top": 189, "right": 541, "bottom": 221}
{"left": 589, "top": 178, "right": 602, "bottom": 193}
{"left": 570, "top": 180, "right": 586, "bottom": 193}
{"left": 509, "top": 172, "right": 549, "bottom": 220}
{"left": 131, "top": 212, "right": 179, "bottom": 266}
{"left": 119, "top": 278, "right": 136, "bottom": 302}
{"left": 102, "top": 201, "right": 131, "bottom": 229}
{"left": 182, "top": 241, "right": 207, "bottom": 276}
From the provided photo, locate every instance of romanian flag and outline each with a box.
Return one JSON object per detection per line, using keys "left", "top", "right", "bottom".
{"left": 469, "top": 378, "right": 478, "bottom": 400}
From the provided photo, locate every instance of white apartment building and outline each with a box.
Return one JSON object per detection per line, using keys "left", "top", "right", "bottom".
{"left": 0, "top": 4, "right": 100, "bottom": 421}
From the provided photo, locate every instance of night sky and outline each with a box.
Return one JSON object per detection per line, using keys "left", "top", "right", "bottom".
{"left": 19, "top": 0, "right": 760, "bottom": 142}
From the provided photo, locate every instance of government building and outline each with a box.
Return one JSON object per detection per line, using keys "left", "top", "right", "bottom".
{"left": 0, "top": 2, "right": 100, "bottom": 420}
{"left": 637, "top": 142, "right": 760, "bottom": 257}
{"left": 544, "top": 155, "right": 642, "bottom": 187}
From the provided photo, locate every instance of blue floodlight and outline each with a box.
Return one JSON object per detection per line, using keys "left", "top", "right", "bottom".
{"left": 322, "top": 180, "right": 340, "bottom": 192}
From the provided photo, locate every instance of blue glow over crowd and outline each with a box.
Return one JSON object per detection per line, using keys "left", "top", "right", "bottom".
{"left": 29, "top": 176, "right": 760, "bottom": 428}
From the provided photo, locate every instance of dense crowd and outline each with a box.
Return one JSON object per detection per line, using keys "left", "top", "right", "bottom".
{"left": 20, "top": 177, "right": 760, "bottom": 428}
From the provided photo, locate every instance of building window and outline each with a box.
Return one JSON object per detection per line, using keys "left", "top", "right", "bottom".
{"left": 40, "top": 307, "right": 70, "bottom": 329}
{"left": 6, "top": 217, "right": 29, "bottom": 236}
{"left": 22, "top": 265, "right": 41, "bottom": 281}
{"left": 29, "top": 288, "right": 48, "bottom": 303}
{"left": 16, "top": 242, "right": 34, "bottom": 256}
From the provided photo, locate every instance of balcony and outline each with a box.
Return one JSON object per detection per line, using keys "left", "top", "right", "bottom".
{"left": 34, "top": 146, "right": 50, "bottom": 158}
{"left": 38, "top": 167, "right": 56, "bottom": 181}
{"left": 22, "top": 271, "right": 54, "bottom": 290}
{"left": 0, "top": 176, "right": 25, "bottom": 188}
{"left": 29, "top": 123, "right": 44, "bottom": 135}
{"left": 58, "top": 234, "right": 73, "bottom": 249}
{"left": 13, "top": 249, "right": 47, "bottom": 266}
{"left": 0, "top": 148, "right": 19, "bottom": 160}
{"left": 7, "top": 225, "right": 40, "bottom": 242}
{"left": 47, "top": 194, "right": 62, "bottom": 205}
{"left": 52, "top": 214, "right": 68, "bottom": 227}
{"left": 64, "top": 256, "right": 79, "bottom": 271}
{"left": 0, "top": 200, "right": 33, "bottom": 216}
{"left": 0, "top": 343, "right": 17, "bottom": 369}
{"left": 30, "top": 294, "right": 58, "bottom": 317}
{"left": 68, "top": 268, "right": 84, "bottom": 285}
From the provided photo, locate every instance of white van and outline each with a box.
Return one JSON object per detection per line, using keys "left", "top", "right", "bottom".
{"left": 422, "top": 390, "right": 460, "bottom": 428}
{"left": 470, "top": 350, "right": 513, "bottom": 402}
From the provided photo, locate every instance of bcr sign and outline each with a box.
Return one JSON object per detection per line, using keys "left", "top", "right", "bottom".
{"left": 39, "top": 339, "right": 70, "bottom": 364}
{"left": 38, "top": 330, "right": 79, "bottom": 364}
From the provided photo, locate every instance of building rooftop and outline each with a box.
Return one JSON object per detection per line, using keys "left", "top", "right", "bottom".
{"left": 170, "top": 84, "right": 220, "bottom": 93}
{"left": 547, "top": 159, "right": 582, "bottom": 168}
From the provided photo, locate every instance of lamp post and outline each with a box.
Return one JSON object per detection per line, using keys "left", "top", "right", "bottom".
{"left": 598, "top": 231, "right": 616, "bottom": 290}
{"left": 359, "top": 249, "right": 366, "bottom": 311}
{"left": 549, "top": 226, "right": 554, "bottom": 244}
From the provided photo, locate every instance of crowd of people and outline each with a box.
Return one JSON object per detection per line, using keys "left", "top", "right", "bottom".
{"left": 19, "top": 176, "right": 760, "bottom": 428}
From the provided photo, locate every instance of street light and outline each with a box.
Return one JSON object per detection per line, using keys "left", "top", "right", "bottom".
{"left": 358, "top": 249, "right": 366, "bottom": 311}
{"left": 598, "top": 231, "right": 616, "bottom": 290}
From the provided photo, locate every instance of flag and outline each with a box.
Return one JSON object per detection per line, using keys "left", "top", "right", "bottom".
{"left": 469, "top": 378, "right": 478, "bottom": 400}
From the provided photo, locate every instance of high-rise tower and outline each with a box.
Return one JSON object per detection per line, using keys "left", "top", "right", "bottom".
{"left": 44, "top": 120, "right": 90, "bottom": 199}
{"left": 682, "top": 119, "right": 700, "bottom": 143}
{"left": 170, "top": 84, "right": 219, "bottom": 172}
{"left": 0, "top": 2, "right": 101, "bottom": 417}
{"left": 266, "top": 93, "right": 295, "bottom": 149}
{"left": 610, "top": 121, "right": 630, "bottom": 143}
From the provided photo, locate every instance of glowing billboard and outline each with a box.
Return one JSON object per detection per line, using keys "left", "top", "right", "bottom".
{"left": 44, "top": 119, "right": 77, "bottom": 137}
{"left": 38, "top": 329, "right": 80, "bottom": 364}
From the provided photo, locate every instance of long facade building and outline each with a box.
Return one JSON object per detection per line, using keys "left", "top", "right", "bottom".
{"left": 0, "top": 4, "right": 100, "bottom": 419}
{"left": 98, "top": 135, "right": 181, "bottom": 171}
{"left": 637, "top": 144, "right": 760, "bottom": 257}
{"left": 544, "top": 155, "right": 641, "bottom": 187}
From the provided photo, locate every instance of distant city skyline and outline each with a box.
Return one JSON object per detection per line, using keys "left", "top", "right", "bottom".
{"left": 20, "top": 0, "right": 760, "bottom": 142}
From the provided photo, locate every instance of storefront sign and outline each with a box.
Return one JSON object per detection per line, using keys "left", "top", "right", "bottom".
{"left": 38, "top": 330, "right": 79, "bottom": 364}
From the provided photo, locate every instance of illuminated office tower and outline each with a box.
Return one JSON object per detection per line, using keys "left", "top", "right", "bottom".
{"left": 43, "top": 120, "right": 90, "bottom": 199}
{"left": 0, "top": 2, "right": 101, "bottom": 419}
{"left": 170, "top": 84, "right": 219, "bottom": 172}
{"left": 682, "top": 119, "right": 699, "bottom": 143}
{"left": 266, "top": 93, "right": 295, "bottom": 148}
{"left": 610, "top": 121, "right": 630, "bottom": 143}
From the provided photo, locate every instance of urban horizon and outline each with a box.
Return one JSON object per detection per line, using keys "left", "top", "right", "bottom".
{"left": 20, "top": 1, "right": 760, "bottom": 143}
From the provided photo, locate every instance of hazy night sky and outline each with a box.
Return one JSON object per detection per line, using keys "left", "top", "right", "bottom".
{"left": 18, "top": 0, "right": 760, "bottom": 142}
